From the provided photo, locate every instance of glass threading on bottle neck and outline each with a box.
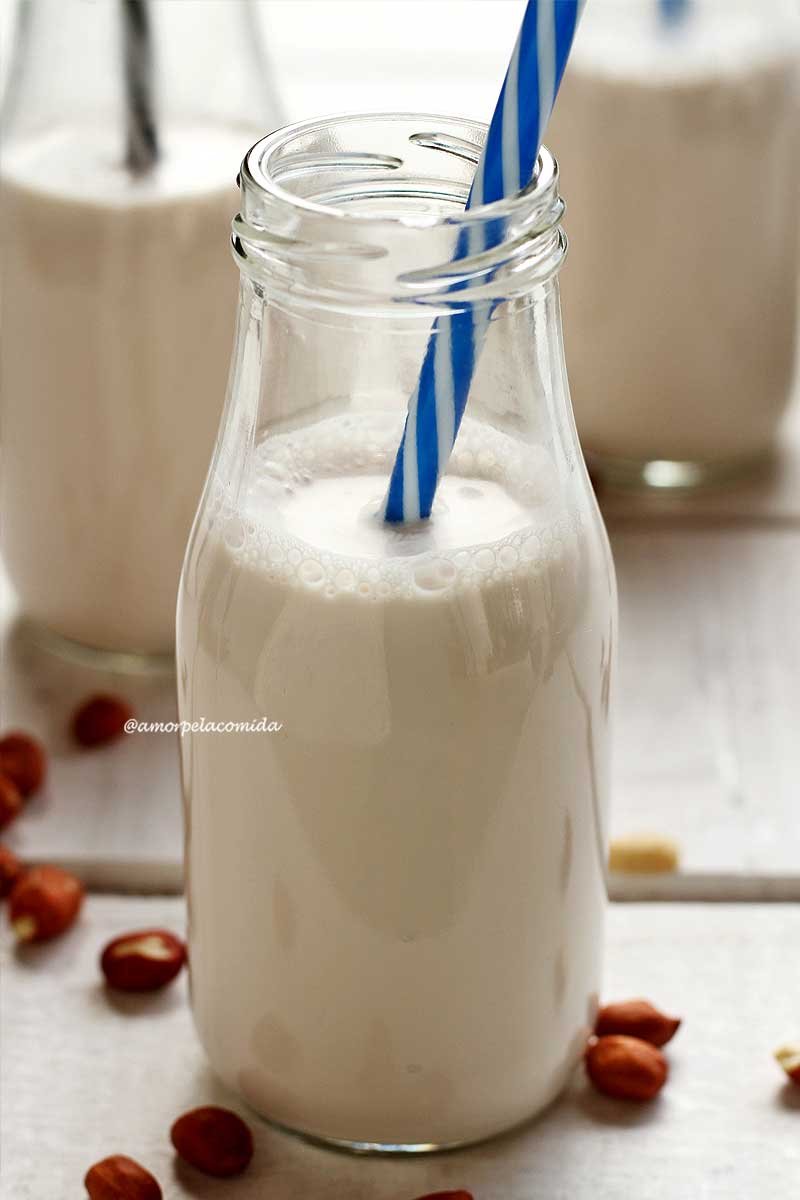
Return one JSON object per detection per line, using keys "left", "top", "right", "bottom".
{"left": 232, "top": 113, "right": 566, "bottom": 318}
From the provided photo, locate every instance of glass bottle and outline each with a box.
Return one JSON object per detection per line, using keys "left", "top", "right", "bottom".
{"left": 178, "top": 113, "right": 617, "bottom": 1152}
{"left": 548, "top": 0, "right": 800, "bottom": 491}
{"left": 0, "top": 0, "right": 283, "bottom": 663}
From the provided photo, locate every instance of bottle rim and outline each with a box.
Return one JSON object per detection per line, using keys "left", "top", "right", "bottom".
{"left": 232, "top": 111, "right": 566, "bottom": 312}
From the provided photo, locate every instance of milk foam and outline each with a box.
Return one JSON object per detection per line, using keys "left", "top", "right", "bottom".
{"left": 218, "top": 413, "right": 571, "bottom": 601}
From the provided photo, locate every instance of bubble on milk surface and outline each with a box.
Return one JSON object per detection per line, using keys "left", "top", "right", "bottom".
{"left": 213, "top": 410, "right": 589, "bottom": 604}
{"left": 412, "top": 557, "right": 457, "bottom": 594}
{"left": 335, "top": 569, "right": 356, "bottom": 592}
{"left": 262, "top": 458, "right": 292, "bottom": 485}
{"left": 298, "top": 558, "right": 325, "bottom": 587}
{"left": 474, "top": 548, "right": 496, "bottom": 574}
{"left": 223, "top": 516, "right": 246, "bottom": 551}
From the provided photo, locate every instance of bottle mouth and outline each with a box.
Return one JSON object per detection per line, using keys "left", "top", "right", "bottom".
{"left": 232, "top": 112, "right": 565, "bottom": 312}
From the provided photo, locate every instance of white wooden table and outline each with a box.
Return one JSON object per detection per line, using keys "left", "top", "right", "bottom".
{"left": 2, "top": 17, "right": 800, "bottom": 1192}
{"left": 3, "top": 897, "right": 799, "bottom": 1199}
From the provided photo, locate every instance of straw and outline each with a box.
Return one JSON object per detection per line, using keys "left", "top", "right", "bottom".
{"left": 122, "top": 0, "right": 159, "bottom": 173}
{"left": 383, "top": 0, "right": 586, "bottom": 524}
{"left": 658, "top": 0, "right": 690, "bottom": 26}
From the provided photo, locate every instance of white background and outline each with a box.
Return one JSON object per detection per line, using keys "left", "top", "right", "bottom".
{"left": 0, "top": 1, "right": 523, "bottom": 121}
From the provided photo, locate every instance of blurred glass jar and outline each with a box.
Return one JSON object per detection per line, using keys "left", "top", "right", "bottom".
{"left": 549, "top": 0, "right": 800, "bottom": 491}
{"left": 0, "top": 0, "right": 282, "bottom": 662}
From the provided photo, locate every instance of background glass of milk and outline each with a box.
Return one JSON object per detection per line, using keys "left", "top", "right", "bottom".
{"left": 177, "top": 114, "right": 617, "bottom": 1152}
{"left": 548, "top": 0, "right": 800, "bottom": 492}
{"left": 0, "top": 0, "right": 282, "bottom": 665}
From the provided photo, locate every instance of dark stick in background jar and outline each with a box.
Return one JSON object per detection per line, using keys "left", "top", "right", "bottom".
{"left": 122, "top": 0, "right": 159, "bottom": 172}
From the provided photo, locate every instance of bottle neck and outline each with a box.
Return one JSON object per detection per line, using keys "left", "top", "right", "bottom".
{"left": 233, "top": 114, "right": 566, "bottom": 318}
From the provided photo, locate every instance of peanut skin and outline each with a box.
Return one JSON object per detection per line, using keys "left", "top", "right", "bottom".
{"left": 85, "top": 1154, "right": 162, "bottom": 1200}
{"left": 9, "top": 865, "right": 84, "bottom": 942}
{"left": 412, "top": 1193, "right": 475, "bottom": 1200}
{"left": 101, "top": 929, "right": 186, "bottom": 992}
{"left": 595, "top": 999, "right": 681, "bottom": 1047}
{"left": 0, "top": 731, "right": 46, "bottom": 797}
{"left": 0, "top": 843, "right": 24, "bottom": 898}
{"left": 170, "top": 1106, "right": 254, "bottom": 1178}
{"left": 0, "top": 774, "right": 23, "bottom": 831}
{"left": 72, "top": 695, "right": 134, "bottom": 748}
{"left": 586, "top": 1035, "right": 668, "bottom": 1101}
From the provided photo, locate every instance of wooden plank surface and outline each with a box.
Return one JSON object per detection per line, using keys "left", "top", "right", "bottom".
{"left": 4, "top": 513, "right": 800, "bottom": 893}
{"left": 0, "top": 580, "right": 183, "bottom": 891}
{"left": 608, "top": 523, "right": 800, "bottom": 879}
{"left": 3, "top": 896, "right": 798, "bottom": 1198}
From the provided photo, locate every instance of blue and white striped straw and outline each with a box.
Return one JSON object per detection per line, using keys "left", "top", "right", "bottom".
{"left": 384, "top": 0, "right": 586, "bottom": 524}
{"left": 659, "top": 0, "right": 690, "bottom": 26}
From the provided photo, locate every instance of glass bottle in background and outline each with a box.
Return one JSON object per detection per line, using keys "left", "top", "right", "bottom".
{"left": 0, "top": 0, "right": 283, "bottom": 662}
{"left": 178, "top": 114, "right": 616, "bottom": 1151}
{"left": 548, "top": 0, "right": 800, "bottom": 491}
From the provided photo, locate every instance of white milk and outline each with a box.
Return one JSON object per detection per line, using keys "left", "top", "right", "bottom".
{"left": 549, "top": 6, "right": 800, "bottom": 472}
{"left": 179, "top": 414, "right": 610, "bottom": 1148}
{"left": 1, "top": 125, "right": 256, "bottom": 654}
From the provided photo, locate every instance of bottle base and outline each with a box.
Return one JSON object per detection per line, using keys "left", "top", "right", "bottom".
{"left": 587, "top": 448, "right": 773, "bottom": 494}
{"left": 242, "top": 1095, "right": 560, "bottom": 1157}
{"left": 22, "top": 618, "right": 175, "bottom": 677}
